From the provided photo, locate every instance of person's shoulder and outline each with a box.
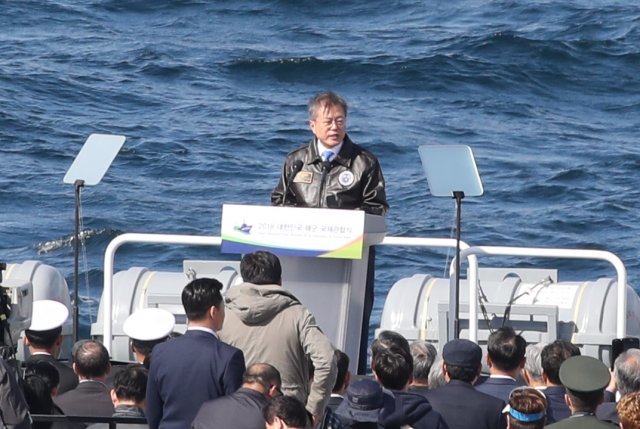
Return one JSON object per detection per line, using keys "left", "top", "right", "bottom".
{"left": 287, "top": 141, "right": 312, "bottom": 157}
{"left": 346, "top": 143, "right": 382, "bottom": 170}
{"left": 544, "top": 417, "right": 595, "bottom": 429}
{"left": 149, "top": 332, "right": 180, "bottom": 354}
{"left": 471, "top": 387, "right": 506, "bottom": 407}
{"left": 54, "top": 387, "right": 79, "bottom": 406}
{"left": 429, "top": 381, "right": 502, "bottom": 402}
{"left": 217, "top": 336, "right": 244, "bottom": 356}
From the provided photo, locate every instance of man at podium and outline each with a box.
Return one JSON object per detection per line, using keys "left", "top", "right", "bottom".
{"left": 270, "top": 90, "right": 388, "bottom": 215}
{"left": 271, "top": 90, "right": 388, "bottom": 373}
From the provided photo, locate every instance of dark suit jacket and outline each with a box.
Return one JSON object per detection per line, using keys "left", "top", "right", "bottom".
{"left": 27, "top": 353, "right": 79, "bottom": 394}
{"left": 191, "top": 387, "right": 266, "bottom": 429}
{"left": 595, "top": 402, "right": 618, "bottom": 424}
{"left": 146, "top": 329, "right": 245, "bottom": 429}
{"left": 54, "top": 379, "right": 115, "bottom": 427}
{"left": 474, "top": 376, "right": 522, "bottom": 403}
{"left": 407, "top": 385, "right": 430, "bottom": 397}
{"left": 545, "top": 385, "right": 571, "bottom": 423}
{"left": 425, "top": 380, "right": 506, "bottom": 429}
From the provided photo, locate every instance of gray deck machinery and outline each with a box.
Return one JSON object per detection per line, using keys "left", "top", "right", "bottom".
{"left": 1, "top": 261, "right": 73, "bottom": 360}
{"left": 378, "top": 265, "right": 640, "bottom": 368}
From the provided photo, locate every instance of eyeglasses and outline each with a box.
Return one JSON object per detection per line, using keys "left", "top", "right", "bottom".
{"left": 315, "top": 117, "right": 346, "bottom": 128}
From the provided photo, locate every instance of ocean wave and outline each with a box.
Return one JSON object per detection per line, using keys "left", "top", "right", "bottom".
{"left": 96, "top": 0, "right": 208, "bottom": 13}
{"left": 35, "top": 228, "right": 115, "bottom": 254}
{"left": 3, "top": 0, "right": 640, "bottom": 326}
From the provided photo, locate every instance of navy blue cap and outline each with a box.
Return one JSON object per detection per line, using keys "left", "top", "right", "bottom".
{"left": 334, "top": 379, "right": 384, "bottom": 423}
{"left": 443, "top": 339, "right": 482, "bottom": 368}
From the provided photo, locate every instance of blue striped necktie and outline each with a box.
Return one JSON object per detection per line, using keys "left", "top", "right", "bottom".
{"left": 322, "top": 150, "right": 334, "bottom": 162}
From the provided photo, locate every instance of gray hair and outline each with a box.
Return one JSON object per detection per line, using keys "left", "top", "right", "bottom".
{"left": 428, "top": 358, "right": 447, "bottom": 389}
{"left": 615, "top": 348, "right": 640, "bottom": 397}
{"left": 308, "top": 91, "right": 348, "bottom": 120}
{"left": 524, "top": 342, "right": 546, "bottom": 383}
{"left": 410, "top": 340, "right": 437, "bottom": 383}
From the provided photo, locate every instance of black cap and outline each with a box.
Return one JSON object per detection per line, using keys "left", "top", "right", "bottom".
{"left": 559, "top": 355, "right": 610, "bottom": 393}
{"left": 443, "top": 339, "right": 482, "bottom": 368}
{"left": 334, "top": 379, "right": 384, "bottom": 423}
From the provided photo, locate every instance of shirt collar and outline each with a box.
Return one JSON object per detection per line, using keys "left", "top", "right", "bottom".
{"left": 187, "top": 326, "right": 218, "bottom": 338}
{"left": 489, "top": 374, "right": 516, "bottom": 381}
{"left": 316, "top": 140, "right": 343, "bottom": 159}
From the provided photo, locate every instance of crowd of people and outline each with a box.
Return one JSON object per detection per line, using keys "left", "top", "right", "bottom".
{"left": 1, "top": 249, "right": 639, "bottom": 429}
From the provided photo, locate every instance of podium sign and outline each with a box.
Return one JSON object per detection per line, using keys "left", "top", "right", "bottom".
{"left": 220, "top": 204, "right": 366, "bottom": 259}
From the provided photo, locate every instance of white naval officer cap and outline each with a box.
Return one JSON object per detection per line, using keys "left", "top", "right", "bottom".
{"left": 123, "top": 308, "right": 175, "bottom": 341}
{"left": 28, "top": 300, "right": 69, "bottom": 331}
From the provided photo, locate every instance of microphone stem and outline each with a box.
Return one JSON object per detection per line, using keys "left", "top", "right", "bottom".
{"left": 318, "top": 162, "right": 330, "bottom": 208}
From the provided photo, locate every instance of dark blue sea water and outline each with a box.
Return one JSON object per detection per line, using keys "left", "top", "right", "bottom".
{"left": 1, "top": 0, "right": 639, "bottom": 337}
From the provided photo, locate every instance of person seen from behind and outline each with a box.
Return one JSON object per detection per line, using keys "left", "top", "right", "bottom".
{"left": 264, "top": 395, "right": 311, "bottom": 429}
{"left": 617, "top": 391, "right": 640, "bottom": 429}
{"left": 502, "top": 386, "right": 547, "bottom": 429}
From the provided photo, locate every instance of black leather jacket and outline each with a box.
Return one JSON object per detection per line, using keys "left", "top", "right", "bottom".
{"left": 271, "top": 135, "right": 388, "bottom": 215}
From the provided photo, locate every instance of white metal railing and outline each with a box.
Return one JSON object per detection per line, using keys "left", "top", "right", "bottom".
{"left": 379, "top": 236, "right": 477, "bottom": 340}
{"left": 461, "top": 246, "right": 627, "bottom": 342}
{"left": 102, "top": 233, "right": 471, "bottom": 352}
{"left": 103, "top": 233, "right": 222, "bottom": 353}
{"left": 102, "top": 234, "right": 627, "bottom": 352}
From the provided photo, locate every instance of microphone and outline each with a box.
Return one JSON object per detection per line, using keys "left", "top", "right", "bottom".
{"left": 282, "top": 160, "right": 304, "bottom": 206}
{"left": 317, "top": 160, "right": 333, "bottom": 208}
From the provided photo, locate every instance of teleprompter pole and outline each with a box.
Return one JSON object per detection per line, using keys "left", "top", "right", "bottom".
{"left": 73, "top": 179, "right": 84, "bottom": 343}
{"left": 452, "top": 191, "right": 465, "bottom": 339}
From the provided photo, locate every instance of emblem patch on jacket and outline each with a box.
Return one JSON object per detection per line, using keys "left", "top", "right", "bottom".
{"left": 338, "top": 171, "right": 355, "bottom": 187}
{"left": 293, "top": 171, "right": 313, "bottom": 184}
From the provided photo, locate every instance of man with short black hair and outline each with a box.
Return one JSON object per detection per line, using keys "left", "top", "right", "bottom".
{"left": 371, "top": 331, "right": 411, "bottom": 364}
{"left": 328, "top": 350, "right": 351, "bottom": 411}
{"left": 55, "top": 339, "right": 115, "bottom": 419}
{"left": 475, "top": 327, "right": 526, "bottom": 402}
{"left": 192, "top": 363, "right": 282, "bottom": 429}
{"left": 264, "top": 396, "right": 311, "bottom": 429}
{"left": 24, "top": 300, "right": 78, "bottom": 394}
{"left": 541, "top": 339, "right": 581, "bottom": 423}
{"left": 373, "top": 348, "right": 413, "bottom": 391}
{"left": 147, "top": 278, "right": 245, "bottom": 429}
{"left": 371, "top": 342, "right": 447, "bottom": 429}
{"left": 219, "top": 251, "right": 336, "bottom": 424}
{"left": 88, "top": 364, "right": 149, "bottom": 429}
{"left": 425, "top": 339, "right": 506, "bottom": 429}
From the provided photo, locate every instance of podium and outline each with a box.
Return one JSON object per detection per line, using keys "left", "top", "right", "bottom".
{"left": 221, "top": 204, "right": 386, "bottom": 373}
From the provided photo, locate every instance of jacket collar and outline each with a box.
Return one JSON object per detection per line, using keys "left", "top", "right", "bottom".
{"left": 446, "top": 379, "right": 476, "bottom": 389}
{"left": 307, "top": 135, "right": 354, "bottom": 167}
{"left": 185, "top": 328, "right": 219, "bottom": 339}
